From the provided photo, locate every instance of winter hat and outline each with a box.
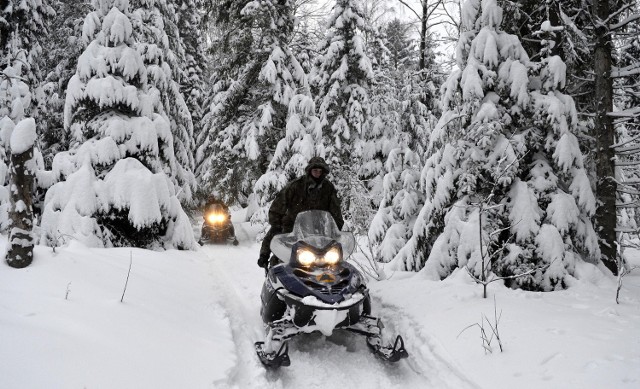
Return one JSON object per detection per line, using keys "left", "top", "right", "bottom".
{"left": 305, "top": 156, "right": 331, "bottom": 174}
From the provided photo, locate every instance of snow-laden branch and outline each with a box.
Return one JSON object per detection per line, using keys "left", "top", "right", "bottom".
{"left": 610, "top": 10, "right": 640, "bottom": 30}
{"left": 611, "top": 65, "right": 640, "bottom": 78}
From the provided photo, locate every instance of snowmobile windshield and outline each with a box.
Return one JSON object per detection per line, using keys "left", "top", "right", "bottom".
{"left": 271, "top": 210, "right": 355, "bottom": 261}
{"left": 206, "top": 204, "right": 224, "bottom": 214}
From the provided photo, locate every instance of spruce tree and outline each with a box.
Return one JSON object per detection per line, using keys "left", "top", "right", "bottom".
{"left": 131, "top": 0, "right": 196, "bottom": 206}
{"left": 391, "top": 0, "right": 599, "bottom": 291}
{"left": 251, "top": 95, "right": 324, "bottom": 231}
{"left": 196, "top": 0, "right": 305, "bottom": 206}
{"left": 369, "top": 72, "right": 434, "bottom": 263}
{"left": 0, "top": 0, "right": 53, "bottom": 93}
{"left": 39, "top": 0, "right": 195, "bottom": 249}
{"left": 311, "top": 0, "right": 374, "bottom": 230}
{"left": 176, "top": 0, "right": 208, "bottom": 160}
{"left": 38, "top": 0, "right": 88, "bottom": 168}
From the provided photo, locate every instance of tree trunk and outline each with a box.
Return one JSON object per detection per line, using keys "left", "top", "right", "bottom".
{"left": 418, "top": 1, "right": 427, "bottom": 72}
{"left": 418, "top": 1, "right": 431, "bottom": 108}
{"left": 593, "top": 0, "right": 618, "bottom": 275}
{"left": 6, "top": 145, "right": 35, "bottom": 269}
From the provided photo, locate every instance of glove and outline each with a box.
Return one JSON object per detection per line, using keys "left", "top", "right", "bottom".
{"left": 257, "top": 255, "right": 269, "bottom": 269}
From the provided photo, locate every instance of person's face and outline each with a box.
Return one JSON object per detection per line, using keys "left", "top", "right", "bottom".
{"left": 311, "top": 168, "right": 323, "bottom": 178}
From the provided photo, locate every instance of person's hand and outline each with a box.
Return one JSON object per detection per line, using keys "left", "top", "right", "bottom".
{"left": 258, "top": 256, "right": 269, "bottom": 269}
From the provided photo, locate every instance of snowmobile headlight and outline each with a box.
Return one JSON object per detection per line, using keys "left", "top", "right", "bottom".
{"left": 322, "top": 247, "right": 341, "bottom": 265}
{"left": 206, "top": 213, "right": 226, "bottom": 224}
{"left": 297, "top": 249, "right": 317, "bottom": 267}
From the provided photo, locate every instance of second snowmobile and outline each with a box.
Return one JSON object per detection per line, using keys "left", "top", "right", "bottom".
{"left": 255, "top": 210, "right": 408, "bottom": 368}
{"left": 199, "top": 203, "right": 238, "bottom": 245}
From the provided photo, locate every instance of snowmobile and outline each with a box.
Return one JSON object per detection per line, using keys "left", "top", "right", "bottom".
{"left": 255, "top": 210, "right": 408, "bottom": 368}
{"left": 199, "top": 203, "right": 238, "bottom": 245}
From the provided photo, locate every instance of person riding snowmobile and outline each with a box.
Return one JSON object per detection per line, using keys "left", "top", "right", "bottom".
{"left": 257, "top": 156, "right": 344, "bottom": 269}
{"left": 199, "top": 195, "right": 238, "bottom": 245}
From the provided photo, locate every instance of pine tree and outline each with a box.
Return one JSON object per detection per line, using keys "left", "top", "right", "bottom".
{"left": 196, "top": 0, "right": 305, "bottom": 206}
{"left": 251, "top": 95, "right": 324, "bottom": 231}
{"left": 391, "top": 0, "right": 599, "bottom": 291}
{"left": 0, "top": 0, "right": 54, "bottom": 220}
{"left": 0, "top": 0, "right": 53, "bottom": 93}
{"left": 385, "top": 18, "right": 415, "bottom": 72}
{"left": 130, "top": 0, "right": 196, "bottom": 206}
{"left": 311, "top": 0, "right": 374, "bottom": 230}
{"left": 176, "top": 0, "right": 208, "bottom": 162}
{"left": 39, "top": 0, "right": 195, "bottom": 249}
{"left": 38, "top": 0, "right": 88, "bottom": 168}
{"left": 368, "top": 72, "right": 434, "bottom": 263}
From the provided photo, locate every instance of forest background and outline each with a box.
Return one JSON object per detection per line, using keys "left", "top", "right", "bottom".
{"left": 1, "top": 0, "right": 639, "bottom": 291}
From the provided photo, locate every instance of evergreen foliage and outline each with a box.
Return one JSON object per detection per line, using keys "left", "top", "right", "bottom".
{"left": 196, "top": 0, "right": 304, "bottom": 206}
{"left": 311, "top": 0, "right": 374, "bottom": 231}
{"left": 251, "top": 94, "right": 324, "bottom": 233}
{"left": 0, "top": 0, "right": 54, "bottom": 92}
{"left": 131, "top": 0, "right": 196, "bottom": 206}
{"left": 368, "top": 70, "right": 435, "bottom": 263}
{"left": 176, "top": 0, "right": 208, "bottom": 164}
{"left": 38, "top": 1, "right": 89, "bottom": 168}
{"left": 39, "top": 0, "right": 195, "bottom": 249}
{"left": 384, "top": 18, "right": 415, "bottom": 71}
{"left": 0, "top": 64, "right": 29, "bottom": 233}
{"left": 390, "top": 0, "right": 599, "bottom": 291}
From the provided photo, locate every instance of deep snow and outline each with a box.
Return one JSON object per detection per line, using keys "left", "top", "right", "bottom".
{"left": 1, "top": 209, "right": 639, "bottom": 389}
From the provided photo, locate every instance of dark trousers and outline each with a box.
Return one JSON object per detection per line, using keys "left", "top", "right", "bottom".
{"left": 259, "top": 226, "right": 282, "bottom": 259}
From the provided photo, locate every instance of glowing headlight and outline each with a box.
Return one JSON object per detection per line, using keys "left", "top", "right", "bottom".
{"left": 206, "top": 213, "right": 226, "bottom": 224}
{"left": 323, "top": 247, "right": 341, "bottom": 265}
{"left": 297, "top": 249, "right": 317, "bottom": 266}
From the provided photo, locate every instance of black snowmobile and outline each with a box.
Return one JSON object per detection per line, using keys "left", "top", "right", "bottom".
{"left": 255, "top": 210, "right": 408, "bottom": 368}
{"left": 199, "top": 203, "right": 238, "bottom": 245}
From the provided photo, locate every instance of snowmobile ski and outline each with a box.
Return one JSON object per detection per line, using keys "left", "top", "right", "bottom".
{"left": 255, "top": 341, "right": 290, "bottom": 368}
{"left": 366, "top": 334, "right": 409, "bottom": 362}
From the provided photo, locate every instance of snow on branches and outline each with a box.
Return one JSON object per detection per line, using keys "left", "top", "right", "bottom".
{"left": 40, "top": 0, "right": 195, "bottom": 250}
{"left": 387, "top": 0, "right": 599, "bottom": 291}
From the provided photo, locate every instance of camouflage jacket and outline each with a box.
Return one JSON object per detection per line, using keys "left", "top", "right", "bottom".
{"left": 268, "top": 174, "right": 344, "bottom": 232}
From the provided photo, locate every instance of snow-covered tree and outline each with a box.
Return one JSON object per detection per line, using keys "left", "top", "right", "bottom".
{"left": 130, "top": 0, "right": 196, "bottom": 206}
{"left": 0, "top": 0, "right": 53, "bottom": 93}
{"left": 251, "top": 95, "right": 324, "bottom": 232}
{"left": 6, "top": 117, "right": 37, "bottom": 268}
{"left": 311, "top": 0, "right": 374, "bottom": 230}
{"left": 0, "top": 66, "right": 29, "bottom": 233}
{"left": 1, "top": 48, "right": 46, "bottom": 267}
{"left": 390, "top": 0, "right": 600, "bottom": 291}
{"left": 38, "top": 0, "right": 88, "bottom": 168}
{"left": 384, "top": 18, "right": 416, "bottom": 71}
{"left": 368, "top": 71, "right": 434, "bottom": 263}
{"left": 1, "top": 0, "right": 54, "bottom": 221}
{"left": 39, "top": 0, "right": 195, "bottom": 249}
{"left": 176, "top": 0, "right": 208, "bottom": 158}
{"left": 196, "top": 0, "right": 305, "bottom": 206}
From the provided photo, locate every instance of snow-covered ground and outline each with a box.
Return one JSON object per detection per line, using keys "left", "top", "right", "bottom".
{"left": 1, "top": 209, "right": 639, "bottom": 389}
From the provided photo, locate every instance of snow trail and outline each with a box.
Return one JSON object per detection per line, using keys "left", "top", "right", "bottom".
{"left": 200, "top": 220, "right": 476, "bottom": 388}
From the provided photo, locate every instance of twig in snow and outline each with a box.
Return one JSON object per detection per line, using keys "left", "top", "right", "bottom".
{"left": 65, "top": 282, "right": 72, "bottom": 300}
{"left": 458, "top": 297, "right": 504, "bottom": 353}
{"left": 120, "top": 252, "right": 133, "bottom": 303}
